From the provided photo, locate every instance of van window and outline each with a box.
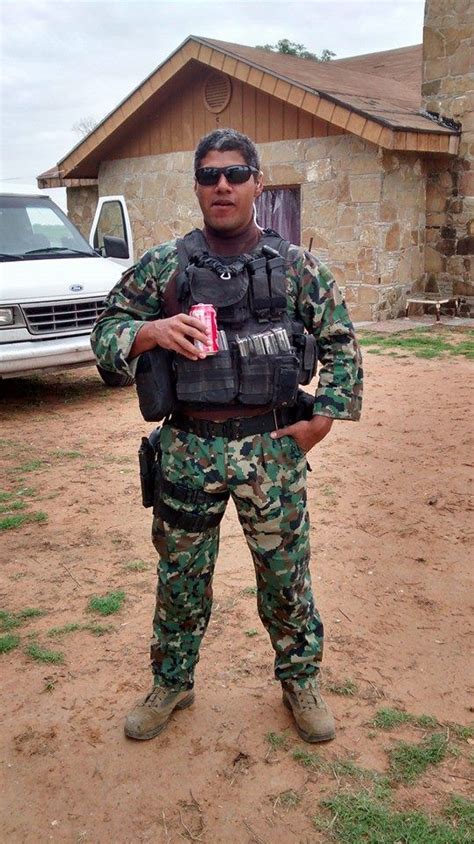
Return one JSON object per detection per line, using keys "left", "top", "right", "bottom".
{"left": 93, "top": 200, "right": 128, "bottom": 252}
{"left": 0, "top": 196, "right": 95, "bottom": 259}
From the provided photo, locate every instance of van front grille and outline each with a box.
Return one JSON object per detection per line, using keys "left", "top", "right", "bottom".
{"left": 22, "top": 299, "right": 106, "bottom": 335}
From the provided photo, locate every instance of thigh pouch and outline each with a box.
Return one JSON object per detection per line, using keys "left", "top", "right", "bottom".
{"left": 153, "top": 473, "right": 229, "bottom": 532}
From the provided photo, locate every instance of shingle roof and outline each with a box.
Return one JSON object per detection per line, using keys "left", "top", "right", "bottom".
{"left": 200, "top": 38, "right": 435, "bottom": 133}
{"left": 333, "top": 44, "right": 422, "bottom": 90}
{"left": 38, "top": 36, "right": 459, "bottom": 186}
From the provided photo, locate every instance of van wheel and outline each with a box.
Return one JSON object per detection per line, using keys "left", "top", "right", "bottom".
{"left": 97, "top": 365, "right": 134, "bottom": 387}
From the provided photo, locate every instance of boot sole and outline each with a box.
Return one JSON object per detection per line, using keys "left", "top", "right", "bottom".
{"left": 124, "top": 691, "right": 195, "bottom": 741}
{"left": 283, "top": 693, "right": 336, "bottom": 743}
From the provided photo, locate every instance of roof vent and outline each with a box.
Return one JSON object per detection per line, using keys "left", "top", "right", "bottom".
{"left": 203, "top": 72, "right": 232, "bottom": 114}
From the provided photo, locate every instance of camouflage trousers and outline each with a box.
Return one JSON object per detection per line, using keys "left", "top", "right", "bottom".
{"left": 150, "top": 424, "right": 324, "bottom": 690}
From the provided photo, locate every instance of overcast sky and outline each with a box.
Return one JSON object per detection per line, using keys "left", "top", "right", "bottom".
{"left": 0, "top": 0, "right": 426, "bottom": 191}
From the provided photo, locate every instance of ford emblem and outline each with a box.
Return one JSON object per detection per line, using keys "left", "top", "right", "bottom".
{"left": 70, "top": 284, "right": 83, "bottom": 292}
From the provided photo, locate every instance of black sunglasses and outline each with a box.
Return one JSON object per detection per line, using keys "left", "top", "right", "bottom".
{"left": 194, "top": 165, "right": 259, "bottom": 186}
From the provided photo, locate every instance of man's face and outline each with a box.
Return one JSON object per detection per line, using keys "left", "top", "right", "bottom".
{"left": 194, "top": 149, "right": 263, "bottom": 235}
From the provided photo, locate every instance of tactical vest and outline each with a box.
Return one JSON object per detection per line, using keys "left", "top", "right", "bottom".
{"left": 168, "top": 229, "right": 317, "bottom": 410}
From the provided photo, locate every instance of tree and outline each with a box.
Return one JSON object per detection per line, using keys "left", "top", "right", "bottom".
{"left": 256, "top": 39, "right": 335, "bottom": 62}
{"left": 71, "top": 116, "right": 98, "bottom": 138}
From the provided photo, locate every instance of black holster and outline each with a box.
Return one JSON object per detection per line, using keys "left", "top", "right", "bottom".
{"left": 138, "top": 429, "right": 161, "bottom": 508}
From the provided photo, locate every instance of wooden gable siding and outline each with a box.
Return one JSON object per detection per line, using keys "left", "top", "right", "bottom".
{"left": 107, "top": 62, "right": 343, "bottom": 162}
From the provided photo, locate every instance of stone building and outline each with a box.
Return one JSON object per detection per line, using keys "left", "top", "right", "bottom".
{"left": 38, "top": 0, "right": 472, "bottom": 322}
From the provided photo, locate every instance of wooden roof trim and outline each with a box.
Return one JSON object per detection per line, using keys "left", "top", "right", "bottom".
{"left": 234, "top": 60, "right": 251, "bottom": 83}
{"left": 287, "top": 86, "right": 305, "bottom": 109}
{"left": 54, "top": 35, "right": 461, "bottom": 179}
{"left": 197, "top": 43, "right": 212, "bottom": 64}
{"left": 222, "top": 55, "right": 238, "bottom": 76}
{"left": 346, "top": 112, "right": 368, "bottom": 136}
{"left": 379, "top": 128, "right": 394, "bottom": 149}
{"left": 259, "top": 71, "right": 277, "bottom": 96}
{"left": 209, "top": 49, "right": 225, "bottom": 71}
{"left": 448, "top": 135, "right": 460, "bottom": 155}
{"left": 361, "top": 121, "right": 384, "bottom": 145}
{"left": 248, "top": 67, "right": 264, "bottom": 88}
{"left": 315, "top": 99, "right": 336, "bottom": 122}
{"left": 56, "top": 36, "right": 200, "bottom": 173}
{"left": 37, "top": 171, "right": 97, "bottom": 189}
{"left": 195, "top": 37, "right": 460, "bottom": 141}
{"left": 180, "top": 41, "right": 200, "bottom": 62}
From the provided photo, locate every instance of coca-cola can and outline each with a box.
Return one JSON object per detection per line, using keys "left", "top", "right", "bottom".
{"left": 190, "top": 303, "right": 219, "bottom": 355}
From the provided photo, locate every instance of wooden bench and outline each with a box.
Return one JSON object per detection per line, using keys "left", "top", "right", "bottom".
{"left": 405, "top": 283, "right": 460, "bottom": 321}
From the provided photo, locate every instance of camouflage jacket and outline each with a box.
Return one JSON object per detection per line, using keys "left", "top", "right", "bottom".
{"left": 91, "top": 238, "right": 363, "bottom": 420}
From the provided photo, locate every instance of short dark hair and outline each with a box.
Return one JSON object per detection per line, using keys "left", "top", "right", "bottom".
{"left": 194, "top": 128, "right": 260, "bottom": 172}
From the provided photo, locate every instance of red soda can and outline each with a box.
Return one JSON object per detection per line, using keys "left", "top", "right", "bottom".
{"left": 189, "top": 303, "right": 219, "bottom": 355}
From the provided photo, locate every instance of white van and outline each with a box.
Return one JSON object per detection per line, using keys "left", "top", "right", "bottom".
{"left": 0, "top": 189, "right": 134, "bottom": 386}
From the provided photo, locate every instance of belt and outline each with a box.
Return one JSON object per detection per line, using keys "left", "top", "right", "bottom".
{"left": 168, "top": 407, "right": 297, "bottom": 440}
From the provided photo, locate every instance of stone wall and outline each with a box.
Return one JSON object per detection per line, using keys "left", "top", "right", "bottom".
{"left": 260, "top": 138, "right": 426, "bottom": 321}
{"left": 67, "top": 185, "right": 99, "bottom": 240}
{"left": 89, "top": 136, "right": 427, "bottom": 322}
{"left": 422, "top": 0, "right": 473, "bottom": 298}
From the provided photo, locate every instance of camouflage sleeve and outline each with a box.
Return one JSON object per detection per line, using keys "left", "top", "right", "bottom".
{"left": 90, "top": 241, "right": 179, "bottom": 376}
{"left": 287, "top": 246, "right": 363, "bottom": 421}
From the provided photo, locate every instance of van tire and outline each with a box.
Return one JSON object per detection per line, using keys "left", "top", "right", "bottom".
{"left": 97, "top": 366, "right": 134, "bottom": 388}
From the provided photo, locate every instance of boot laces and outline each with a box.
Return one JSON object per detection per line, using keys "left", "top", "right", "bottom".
{"left": 292, "top": 683, "right": 324, "bottom": 711}
{"left": 145, "top": 686, "right": 174, "bottom": 705}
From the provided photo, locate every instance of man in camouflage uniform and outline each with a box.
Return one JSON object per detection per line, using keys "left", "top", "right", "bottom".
{"left": 91, "top": 128, "right": 363, "bottom": 743}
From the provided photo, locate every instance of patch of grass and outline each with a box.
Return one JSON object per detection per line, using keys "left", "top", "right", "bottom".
{"left": 292, "top": 747, "right": 323, "bottom": 769}
{"left": 0, "top": 511, "right": 47, "bottom": 531}
{"left": 122, "top": 559, "right": 148, "bottom": 572}
{"left": 17, "top": 607, "right": 46, "bottom": 620}
{"left": 374, "top": 707, "right": 412, "bottom": 729}
{"left": 18, "top": 486, "right": 36, "bottom": 497}
{"left": 103, "top": 454, "right": 134, "bottom": 465}
{"left": 0, "top": 607, "right": 46, "bottom": 631}
{"left": 292, "top": 748, "right": 389, "bottom": 793}
{"left": 265, "top": 731, "right": 290, "bottom": 752}
{"left": 373, "top": 706, "right": 472, "bottom": 742}
{"left": 444, "top": 794, "right": 474, "bottom": 829}
{"left": 327, "top": 678, "right": 358, "bottom": 697}
{"left": 0, "top": 490, "right": 14, "bottom": 502}
{"left": 416, "top": 713, "right": 440, "bottom": 729}
{"left": 0, "top": 514, "right": 30, "bottom": 530}
{"left": 451, "top": 341, "right": 474, "bottom": 360}
{"left": 275, "top": 789, "right": 302, "bottom": 810}
{"left": 317, "top": 790, "right": 472, "bottom": 844}
{"left": 43, "top": 678, "right": 57, "bottom": 692}
{"left": 47, "top": 623, "right": 82, "bottom": 637}
{"left": 245, "top": 628, "right": 258, "bottom": 637}
{"left": 47, "top": 621, "right": 113, "bottom": 638}
{"left": 241, "top": 585, "right": 258, "bottom": 596}
{"left": 0, "top": 633, "right": 21, "bottom": 653}
{"left": 86, "top": 623, "right": 114, "bottom": 636}
{"left": 358, "top": 329, "right": 474, "bottom": 360}
{"left": 330, "top": 759, "right": 375, "bottom": 782}
{"left": 0, "top": 500, "right": 26, "bottom": 514}
{"left": 0, "top": 611, "right": 22, "bottom": 631}
{"left": 448, "top": 722, "right": 474, "bottom": 742}
{"left": 52, "top": 450, "right": 83, "bottom": 459}
{"left": 388, "top": 732, "right": 448, "bottom": 784}
{"left": 25, "top": 643, "right": 64, "bottom": 664}
{"left": 87, "top": 590, "right": 125, "bottom": 616}
{"left": 15, "top": 459, "right": 47, "bottom": 473}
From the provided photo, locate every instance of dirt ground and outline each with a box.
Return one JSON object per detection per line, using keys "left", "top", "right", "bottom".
{"left": 0, "top": 325, "right": 472, "bottom": 843}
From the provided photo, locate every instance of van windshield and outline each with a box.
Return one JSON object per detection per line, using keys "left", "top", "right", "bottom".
{"left": 0, "top": 195, "right": 96, "bottom": 260}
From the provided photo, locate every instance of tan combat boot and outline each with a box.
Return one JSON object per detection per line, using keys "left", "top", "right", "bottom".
{"left": 124, "top": 685, "right": 195, "bottom": 740}
{"left": 282, "top": 677, "right": 335, "bottom": 743}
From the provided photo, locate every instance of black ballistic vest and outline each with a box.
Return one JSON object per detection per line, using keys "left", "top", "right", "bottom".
{"left": 135, "top": 229, "right": 318, "bottom": 421}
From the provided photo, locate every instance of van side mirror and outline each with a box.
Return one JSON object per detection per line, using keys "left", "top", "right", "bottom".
{"left": 103, "top": 235, "right": 129, "bottom": 260}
